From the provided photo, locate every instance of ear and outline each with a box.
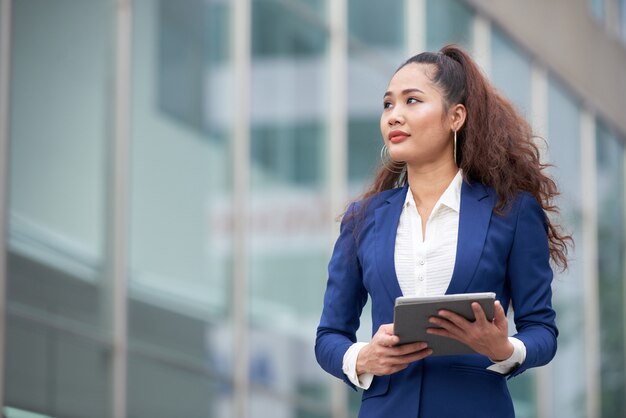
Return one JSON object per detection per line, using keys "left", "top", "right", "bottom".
{"left": 448, "top": 103, "right": 467, "bottom": 132}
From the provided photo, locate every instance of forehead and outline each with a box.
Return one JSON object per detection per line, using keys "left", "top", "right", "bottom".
{"left": 386, "top": 63, "right": 440, "bottom": 95}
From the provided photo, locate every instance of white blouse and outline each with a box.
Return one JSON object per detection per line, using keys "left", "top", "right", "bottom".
{"left": 394, "top": 169, "right": 462, "bottom": 297}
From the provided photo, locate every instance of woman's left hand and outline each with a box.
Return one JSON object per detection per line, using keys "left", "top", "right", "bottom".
{"left": 427, "top": 300, "right": 513, "bottom": 361}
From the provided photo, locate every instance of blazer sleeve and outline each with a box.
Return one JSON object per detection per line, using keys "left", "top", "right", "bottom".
{"left": 507, "top": 193, "right": 559, "bottom": 378}
{"left": 315, "top": 202, "right": 369, "bottom": 388}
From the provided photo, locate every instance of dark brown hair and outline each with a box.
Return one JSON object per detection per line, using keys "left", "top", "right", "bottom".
{"left": 361, "top": 44, "right": 571, "bottom": 270}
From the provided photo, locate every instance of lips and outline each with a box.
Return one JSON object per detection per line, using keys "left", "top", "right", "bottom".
{"left": 389, "top": 130, "right": 410, "bottom": 143}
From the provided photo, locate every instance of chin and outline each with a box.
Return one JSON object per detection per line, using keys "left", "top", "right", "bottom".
{"left": 388, "top": 149, "right": 409, "bottom": 163}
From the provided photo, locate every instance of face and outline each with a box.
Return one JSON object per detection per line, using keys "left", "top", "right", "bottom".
{"left": 380, "top": 63, "right": 458, "bottom": 168}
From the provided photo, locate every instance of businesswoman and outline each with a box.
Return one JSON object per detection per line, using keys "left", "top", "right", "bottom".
{"left": 315, "top": 44, "right": 570, "bottom": 418}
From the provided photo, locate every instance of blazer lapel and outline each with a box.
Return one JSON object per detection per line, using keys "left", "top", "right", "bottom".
{"left": 374, "top": 186, "right": 407, "bottom": 302}
{"left": 446, "top": 181, "right": 494, "bottom": 295}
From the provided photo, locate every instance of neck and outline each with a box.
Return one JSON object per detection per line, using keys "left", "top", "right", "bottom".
{"left": 406, "top": 161, "right": 458, "bottom": 207}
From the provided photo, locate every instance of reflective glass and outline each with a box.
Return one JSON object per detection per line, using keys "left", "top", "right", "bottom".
{"left": 347, "top": 0, "right": 405, "bottom": 189}
{"left": 5, "top": 0, "right": 113, "bottom": 414}
{"left": 252, "top": 0, "right": 326, "bottom": 58}
{"left": 589, "top": 0, "right": 604, "bottom": 21}
{"left": 248, "top": 0, "right": 331, "bottom": 410}
{"left": 7, "top": 0, "right": 111, "bottom": 325}
{"left": 488, "top": 28, "right": 533, "bottom": 416}
{"left": 249, "top": 393, "right": 329, "bottom": 418}
{"left": 345, "top": 10, "right": 406, "bottom": 394}
{"left": 490, "top": 28, "right": 532, "bottom": 117}
{"left": 596, "top": 120, "right": 626, "bottom": 418}
{"left": 621, "top": 0, "right": 626, "bottom": 42}
{"left": 426, "top": 0, "right": 473, "bottom": 52}
{"left": 128, "top": 0, "right": 233, "bottom": 415}
{"left": 128, "top": 353, "right": 231, "bottom": 417}
{"left": 5, "top": 317, "right": 111, "bottom": 417}
{"left": 547, "top": 77, "right": 586, "bottom": 418}
{"left": 348, "top": 0, "right": 404, "bottom": 48}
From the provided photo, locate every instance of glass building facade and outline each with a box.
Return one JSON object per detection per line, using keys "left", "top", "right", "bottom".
{"left": 1, "top": 1, "right": 625, "bottom": 417}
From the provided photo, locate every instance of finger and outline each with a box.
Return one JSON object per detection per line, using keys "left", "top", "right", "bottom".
{"left": 472, "top": 302, "right": 488, "bottom": 323}
{"left": 493, "top": 300, "right": 507, "bottom": 325}
{"left": 437, "top": 310, "right": 470, "bottom": 328}
{"left": 378, "top": 334, "right": 400, "bottom": 347}
{"left": 398, "top": 347, "right": 433, "bottom": 363}
{"left": 426, "top": 327, "right": 457, "bottom": 340}
{"left": 428, "top": 316, "right": 462, "bottom": 332}
{"left": 376, "top": 323, "right": 400, "bottom": 347}
{"left": 387, "top": 346, "right": 433, "bottom": 366}
{"left": 389, "top": 341, "right": 428, "bottom": 356}
{"left": 379, "top": 323, "right": 395, "bottom": 335}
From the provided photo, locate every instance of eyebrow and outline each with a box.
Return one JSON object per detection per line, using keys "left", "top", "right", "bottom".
{"left": 383, "top": 88, "right": 425, "bottom": 98}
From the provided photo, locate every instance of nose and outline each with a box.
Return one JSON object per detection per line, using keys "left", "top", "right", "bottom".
{"left": 387, "top": 107, "right": 405, "bottom": 126}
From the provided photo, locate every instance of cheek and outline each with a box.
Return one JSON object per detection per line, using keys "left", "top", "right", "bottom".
{"left": 380, "top": 117, "right": 387, "bottom": 140}
{"left": 413, "top": 110, "right": 448, "bottom": 139}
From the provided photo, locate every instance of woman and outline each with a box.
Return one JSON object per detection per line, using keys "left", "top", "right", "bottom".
{"left": 315, "top": 45, "right": 570, "bottom": 417}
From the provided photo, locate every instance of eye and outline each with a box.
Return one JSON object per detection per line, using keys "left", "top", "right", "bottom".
{"left": 383, "top": 101, "right": 392, "bottom": 109}
{"left": 407, "top": 97, "right": 421, "bottom": 104}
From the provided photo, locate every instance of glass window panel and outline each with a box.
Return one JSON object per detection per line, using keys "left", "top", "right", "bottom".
{"left": 128, "top": 0, "right": 234, "bottom": 414}
{"left": 249, "top": 391, "right": 331, "bottom": 418}
{"left": 547, "top": 76, "right": 586, "bottom": 418}
{"left": 346, "top": 0, "right": 405, "bottom": 188}
{"left": 248, "top": 0, "right": 331, "bottom": 408}
{"left": 128, "top": 353, "right": 230, "bottom": 418}
{"left": 426, "top": 0, "right": 473, "bottom": 52}
{"left": 5, "top": 1, "right": 113, "bottom": 416}
{"left": 345, "top": 25, "right": 407, "bottom": 392}
{"left": 4, "top": 407, "right": 54, "bottom": 418}
{"left": 7, "top": 0, "right": 111, "bottom": 324}
{"left": 249, "top": 331, "right": 332, "bottom": 418}
{"left": 620, "top": 0, "right": 626, "bottom": 42}
{"left": 596, "top": 120, "right": 626, "bottom": 418}
{"left": 348, "top": 118, "right": 381, "bottom": 183}
{"left": 346, "top": 57, "right": 395, "bottom": 191}
{"left": 589, "top": 0, "right": 605, "bottom": 22}
{"left": 252, "top": 0, "right": 326, "bottom": 58}
{"left": 5, "top": 318, "right": 110, "bottom": 418}
{"left": 348, "top": 0, "right": 404, "bottom": 48}
{"left": 507, "top": 377, "right": 536, "bottom": 418}
{"left": 344, "top": 8, "right": 407, "bottom": 408}
{"left": 489, "top": 31, "right": 533, "bottom": 418}
{"left": 157, "top": 0, "right": 228, "bottom": 135}
{"left": 490, "top": 28, "right": 532, "bottom": 117}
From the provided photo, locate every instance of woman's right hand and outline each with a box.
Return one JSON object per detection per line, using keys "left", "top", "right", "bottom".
{"left": 356, "top": 324, "right": 432, "bottom": 376}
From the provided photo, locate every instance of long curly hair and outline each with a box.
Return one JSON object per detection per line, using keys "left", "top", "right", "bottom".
{"left": 361, "top": 44, "right": 572, "bottom": 270}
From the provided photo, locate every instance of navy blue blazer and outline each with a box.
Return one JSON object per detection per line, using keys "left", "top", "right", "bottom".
{"left": 315, "top": 180, "right": 558, "bottom": 418}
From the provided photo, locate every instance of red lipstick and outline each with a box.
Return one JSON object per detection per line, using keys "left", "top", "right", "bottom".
{"left": 389, "top": 130, "right": 410, "bottom": 143}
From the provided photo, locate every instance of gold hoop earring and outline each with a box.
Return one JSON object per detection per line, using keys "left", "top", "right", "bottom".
{"left": 380, "top": 144, "right": 405, "bottom": 174}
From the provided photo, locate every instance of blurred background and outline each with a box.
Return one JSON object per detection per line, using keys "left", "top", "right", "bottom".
{"left": 0, "top": 0, "right": 625, "bottom": 417}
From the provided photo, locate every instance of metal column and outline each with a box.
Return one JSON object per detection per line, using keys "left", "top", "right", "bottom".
{"left": 232, "top": 0, "right": 252, "bottom": 417}
{"left": 0, "top": 0, "right": 13, "bottom": 411}
{"left": 110, "top": 0, "right": 132, "bottom": 416}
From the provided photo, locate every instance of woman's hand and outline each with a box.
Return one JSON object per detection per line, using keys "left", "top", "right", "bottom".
{"left": 427, "top": 300, "right": 513, "bottom": 361}
{"left": 356, "top": 324, "right": 432, "bottom": 376}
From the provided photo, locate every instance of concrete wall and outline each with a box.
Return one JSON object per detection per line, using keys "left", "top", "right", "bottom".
{"left": 467, "top": 0, "right": 626, "bottom": 138}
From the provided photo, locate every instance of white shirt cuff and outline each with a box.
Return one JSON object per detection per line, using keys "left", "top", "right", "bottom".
{"left": 487, "top": 337, "right": 526, "bottom": 374}
{"left": 342, "top": 342, "right": 374, "bottom": 389}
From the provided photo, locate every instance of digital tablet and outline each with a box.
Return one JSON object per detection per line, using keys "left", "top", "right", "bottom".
{"left": 393, "top": 292, "right": 496, "bottom": 356}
